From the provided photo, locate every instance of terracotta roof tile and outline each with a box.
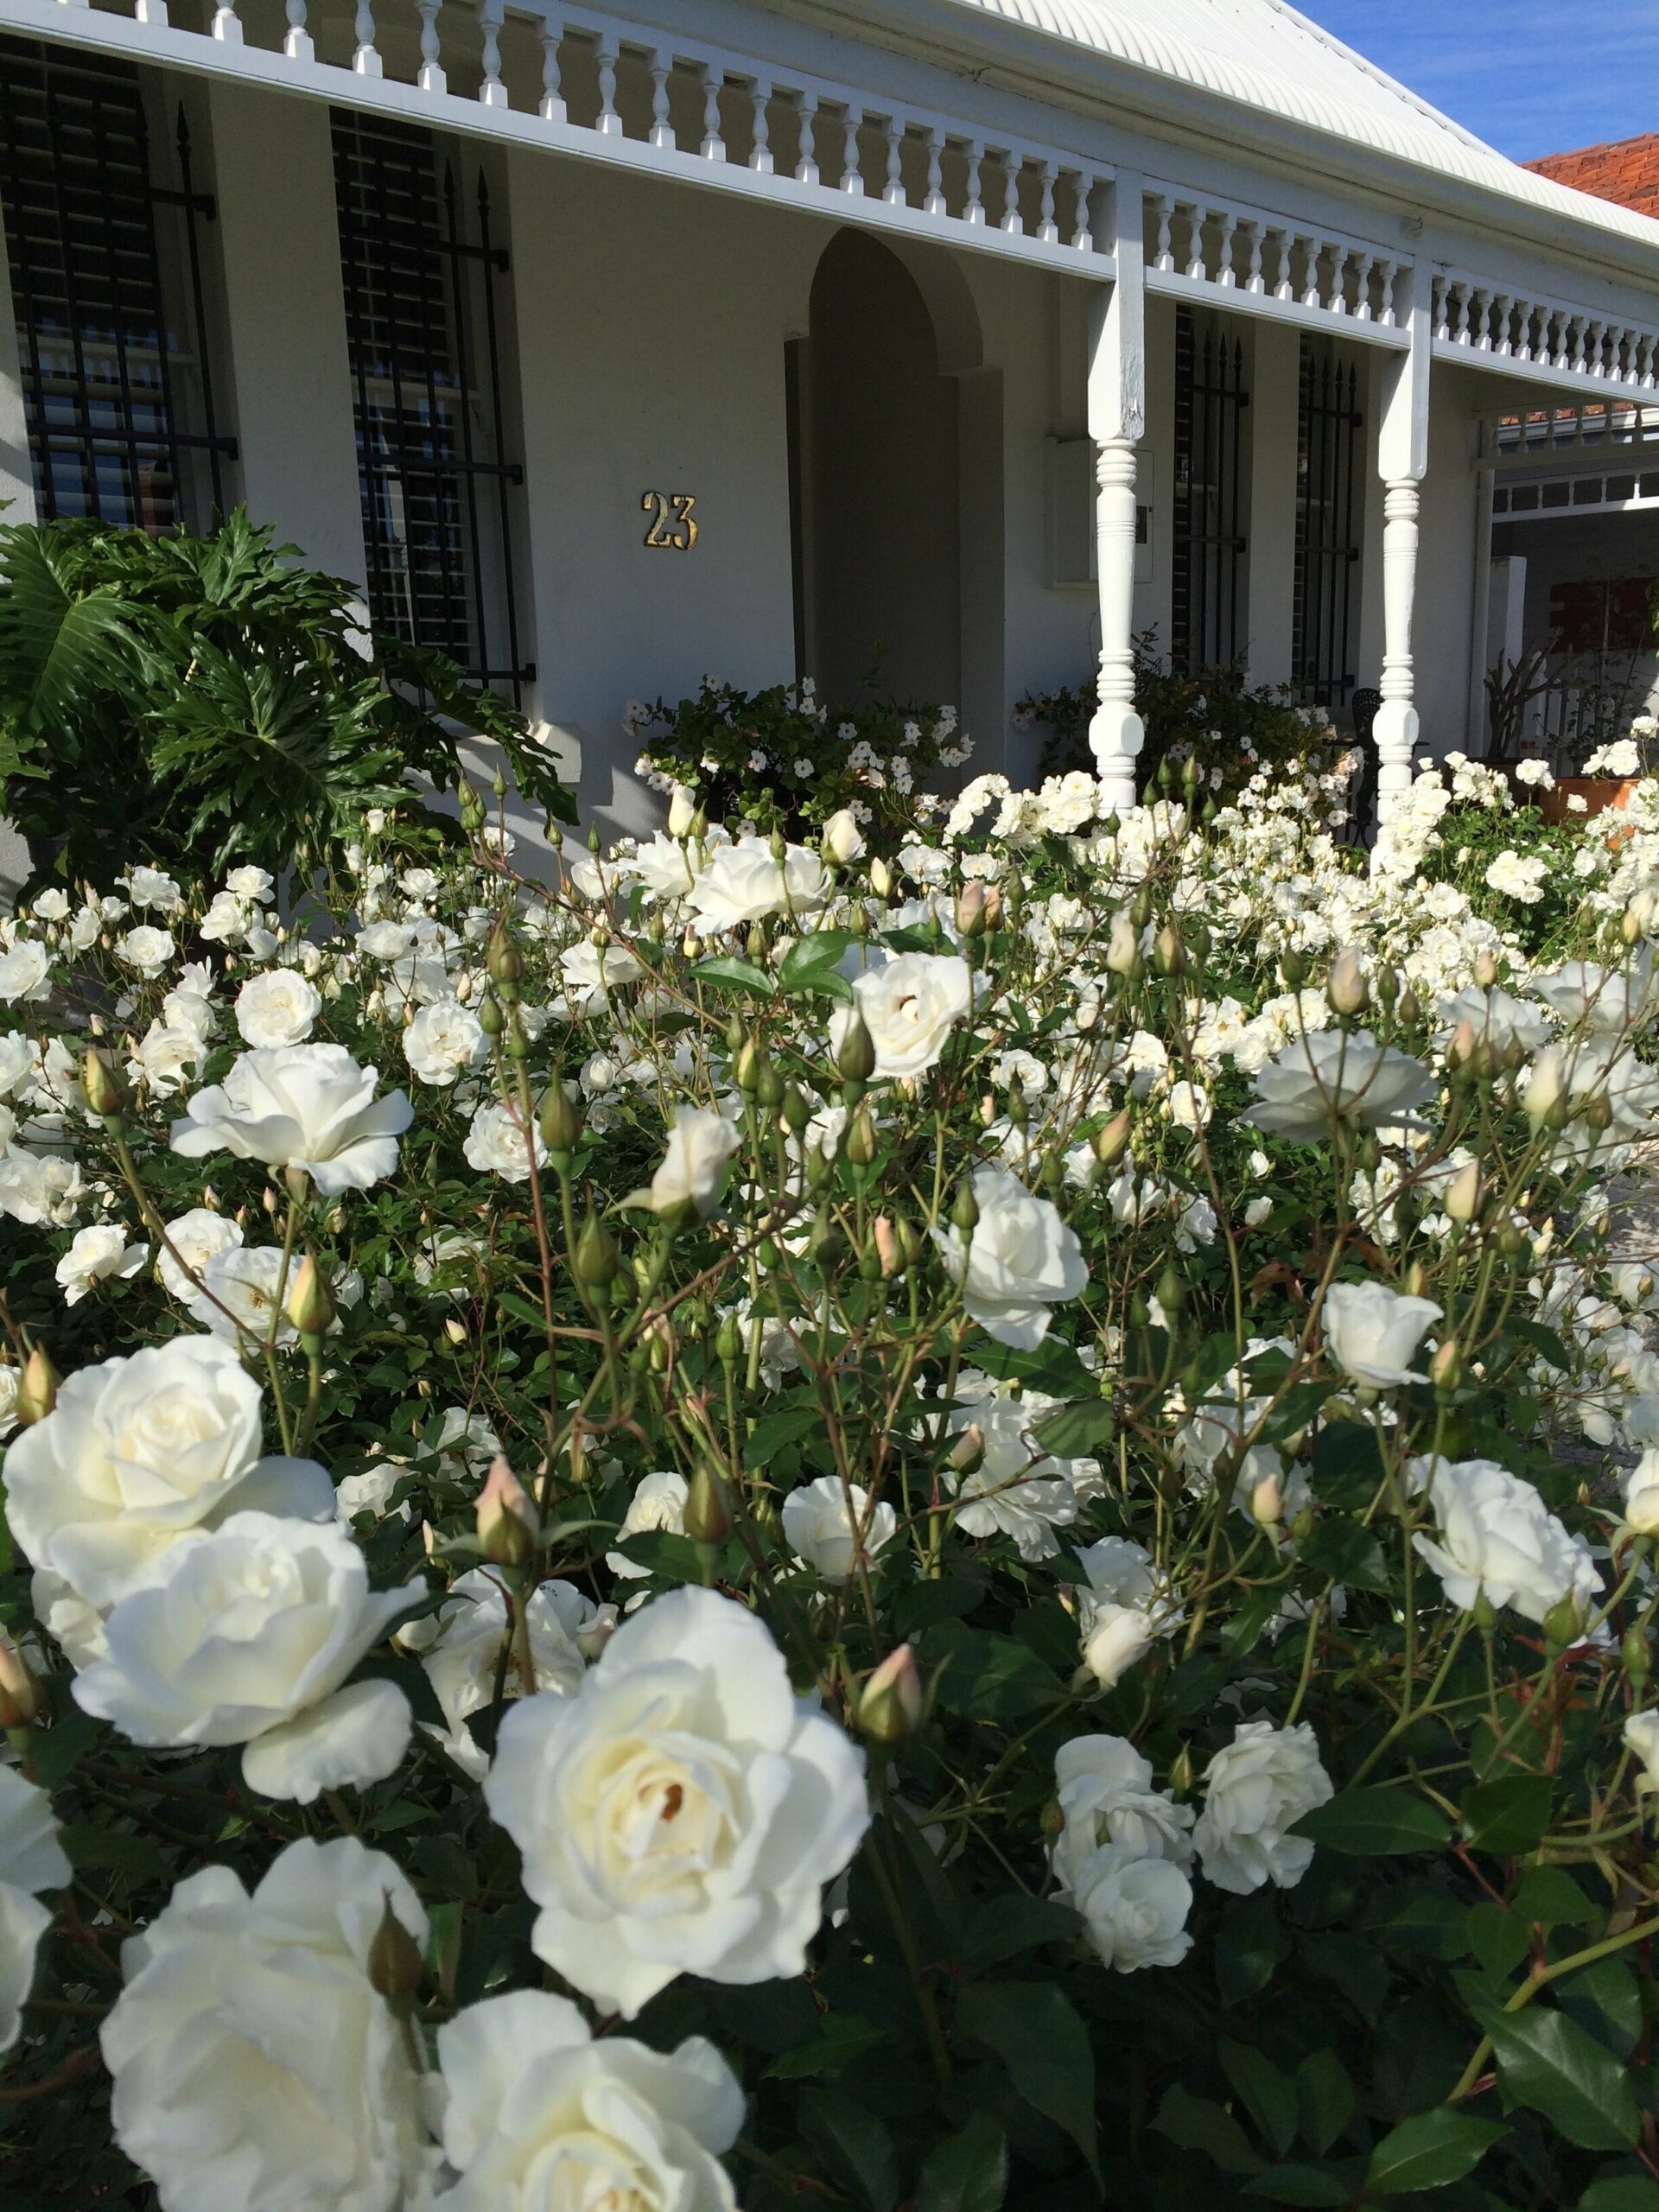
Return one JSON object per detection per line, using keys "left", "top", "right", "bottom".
{"left": 1527, "top": 134, "right": 1659, "bottom": 218}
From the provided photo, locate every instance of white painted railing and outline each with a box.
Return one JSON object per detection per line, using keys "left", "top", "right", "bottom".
{"left": 1141, "top": 181, "right": 1408, "bottom": 341}
{"left": 1434, "top": 270, "right": 1659, "bottom": 396}
{"left": 0, "top": 0, "right": 1118, "bottom": 275}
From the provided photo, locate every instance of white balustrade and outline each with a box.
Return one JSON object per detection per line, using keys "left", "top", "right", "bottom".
{"left": 1434, "top": 267, "right": 1659, "bottom": 394}
{"left": 1141, "top": 181, "right": 1415, "bottom": 346}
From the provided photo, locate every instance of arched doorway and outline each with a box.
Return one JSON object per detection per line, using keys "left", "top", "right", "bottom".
{"left": 796, "top": 228, "right": 962, "bottom": 708}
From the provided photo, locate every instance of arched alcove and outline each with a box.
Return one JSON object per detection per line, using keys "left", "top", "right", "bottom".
{"left": 798, "top": 228, "right": 963, "bottom": 708}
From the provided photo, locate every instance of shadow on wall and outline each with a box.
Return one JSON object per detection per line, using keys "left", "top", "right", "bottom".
{"left": 802, "top": 228, "right": 961, "bottom": 708}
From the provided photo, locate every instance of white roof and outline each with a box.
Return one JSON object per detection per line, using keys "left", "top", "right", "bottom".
{"left": 944, "top": 0, "right": 1659, "bottom": 252}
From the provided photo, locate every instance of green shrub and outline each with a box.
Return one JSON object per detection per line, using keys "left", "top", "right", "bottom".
{"left": 0, "top": 509, "right": 571, "bottom": 893}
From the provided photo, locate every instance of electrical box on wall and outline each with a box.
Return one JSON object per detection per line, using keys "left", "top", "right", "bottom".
{"left": 1045, "top": 435, "right": 1154, "bottom": 588}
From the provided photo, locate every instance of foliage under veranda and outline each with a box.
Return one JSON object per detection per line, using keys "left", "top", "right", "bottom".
{"left": 0, "top": 703, "right": 1656, "bottom": 2209}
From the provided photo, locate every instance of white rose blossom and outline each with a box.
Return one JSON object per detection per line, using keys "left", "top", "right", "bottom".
{"left": 172, "top": 1043, "right": 413, "bottom": 1194}
{"left": 404, "top": 997, "right": 488, "bottom": 1085}
{"left": 463, "top": 1099, "right": 547, "bottom": 1184}
{"left": 1193, "top": 1719, "right": 1334, "bottom": 1894}
{"left": 0, "top": 1768, "right": 71, "bottom": 2056}
{"left": 1322, "top": 1279, "right": 1441, "bottom": 1388}
{"left": 73, "top": 1513, "right": 416, "bottom": 1803}
{"left": 828, "top": 951, "right": 972, "bottom": 1081}
{"left": 3, "top": 1336, "right": 332, "bottom": 1613}
{"left": 1410, "top": 1456, "right": 1604, "bottom": 1626}
{"left": 607, "top": 1468, "right": 690, "bottom": 1580}
{"left": 54, "top": 1221, "right": 149, "bottom": 1306}
{"left": 648, "top": 1104, "right": 741, "bottom": 1218}
{"left": 156, "top": 1205, "right": 245, "bottom": 1300}
{"left": 115, "top": 924, "right": 176, "bottom": 978}
{"left": 945, "top": 1395, "right": 1082, "bottom": 1560}
{"left": 685, "top": 836, "right": 828, "bottom": 930}
{"left": 101, "top": 1838, "right": 430, "bottom": 2212}
{"left": 235, "top": 968, "right": 322, "bottom": 1046}
{"left": 934, "top": 1166, "right": 1088, "bottom": 1349}
{"left": 430, "top": 1989, "right": 743, "bottom": 2212}
{"left": 780, "top": 1475, "right": 898, "bottom": 1582}
{"left": 484, "top": 1586, "right": 870, "bottom": 2017}
{"left": 1247, "top": 1028, "right": 1436, "bottom": 1141}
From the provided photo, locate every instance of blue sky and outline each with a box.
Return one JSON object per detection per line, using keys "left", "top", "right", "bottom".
{"left": 1302, "top": 3, "right": 1659, "bottom": 162}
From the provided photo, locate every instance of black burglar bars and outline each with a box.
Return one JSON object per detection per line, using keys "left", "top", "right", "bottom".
{"left": 331, "top": 110, "right": 531, "bottom": 698}
{"left": 1293, "top": 339, "right": 1363, "bottom": 709}
{"left": 0, "top": 35, "right": 233, "bottom": 530}
{"left": 1171, "top": 305, "right": 1249, "bottom": 673}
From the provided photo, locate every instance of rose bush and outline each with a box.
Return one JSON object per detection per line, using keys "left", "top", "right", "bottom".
{"left": 1, "top": 739, "right": 1658, "bottom": 2208}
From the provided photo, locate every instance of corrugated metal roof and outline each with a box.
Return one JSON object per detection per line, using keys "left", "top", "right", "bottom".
{"left": 941, "top": 0, "right": 1659, "bottom": 251}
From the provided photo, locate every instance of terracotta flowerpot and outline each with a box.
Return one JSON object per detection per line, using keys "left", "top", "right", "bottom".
{"left": 1538, "top": 777, "right": 1639, "bottom": 827}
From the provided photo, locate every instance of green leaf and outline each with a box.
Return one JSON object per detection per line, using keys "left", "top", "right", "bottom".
{"left": 1294, "top": 2049, "right": 1354, "bottom": 2157}
{"left": 798, "top": 2087, "right": 899, "bottom": 2211}
{"left": 1218, "top": 2038, "right": 1298, "bottom": 2157}
{"left": 743, "top": 1405, "right": 825, "bottom": 1469}
{"left": 1029, "top": 1398, "right": 1117, "bottom": 1458}
{"left": 1216, "top": 1891, "right": 1285, "bottom": 2007}
{"left": 1298, "top": 1515, "right": 1389, "bottom": 1593}
{"left": 1309, "top": 1421, "right": 1386, "bottom": 1510}
{"left": 920, "top": 1620, "right": 1061, "bottom": 1720}
{"left": 957, "top": 1983, "right": 1099, "bottom": 2181}
{"left": 1478, "top": 2003, "right": 1642, "bottom": 2150}
{"left": 916, "top": 2114, "right": 1009, "bottom": 2212}
{"left": 1239, "top": 2168, "right": 1354, "bottom": 2206}
{"left": 1365, "top": 2108, "right": 1505, "bottom": 2193}
{"left": 780, "top": 930, "right": 855, "bottom": 997}
{"left": 1510, "top": 1868, "right": 1598, "bottom": 1929}
{"left": 765, "top": 2016, "right": 892, "bottom": 2079}
{"left": 1150, "top": 2084, "right": 1264, "bottom": 2176}
{"left": 29, "top": 1707, "right": 105, "bottom": 1791}
{"left": 1460, "top": 1772, "right": 1553, "bottom": 1856}
{"left": 1578, "top": 2179, "right": 1659, "bottom": 2212}
{"left": 957, "top": 1892, "right": 1084, "bottom": 1972}
{"left": 59, "top": 1822, "right": 167, "bottom": 1884}
{"left": 694, "top": 954, "right": 775, "bottom": 995}
{"left": 1557, "top": 1957, "right": 1644, "bottom": 2062}
{"left": 1292, "top": 1786, "right": 1452, "bottom": 1856}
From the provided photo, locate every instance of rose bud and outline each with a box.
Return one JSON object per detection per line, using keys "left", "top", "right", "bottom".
{"left": 857, "top": 1646, "right": 925, "bottom": 1745}
{"left": 476, "top": 1456, "right": 536, "bottom": 1567}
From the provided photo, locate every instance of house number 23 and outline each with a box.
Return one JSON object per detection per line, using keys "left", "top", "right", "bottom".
{"left": 641, "top": 490, "right": 698, "bottom": 550}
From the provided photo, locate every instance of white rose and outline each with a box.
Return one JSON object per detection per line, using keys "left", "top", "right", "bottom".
{"left": 0, "top": 939, "right": 51, "bottom": 1002}
{"left": 171, "top": 1044, "right": 413, "bottom": 1194}
{"left": 116, "top": 924, "right": 176, "bottom": 977}
{"left": 1411, "top": 1456, "right": 1603, "bottom": 1626}
{"left": 235, "top": 968, "right": 321, "bottom": 1047}
{"left": 157, "top": 1205, "right": 244, "bottom": 1301}
{"left": 336, "top": 1463, "right": 410, "bottom": 1526}
{"left": 1193, "top": 1720, "right": 1333, "bottom": 1894}
{"left": 484, "top": 1586, "right": 870, "bottom": 2017}
{"left": 122, "top": 866, "right": 182, "bottom": 913}
{"left": 1247, "top": 1028, "right": 1436, "bottom": 1141}
{"left": 101, "top": 1838, "right": 429, "bottom": 2212}
{"left": 1053, "top": 1735, "right": 1196, "bottom": 1874}
{"left": 3, "top": 1336, "right": 332, "bottom": 1610}
{"left": 0, "top": 1767, "right": 71, "bottom": 2056}
{"left": 934, "top": 1166, "right": 1088, "bottom": 1349}
{"left": 632, "top": 832, "right": 697, "bottom": 899}
{"left": 607, "top": 1469, "right": 690, "bottom": 1580}
{"left": 198, "top": 891, "right": 249, "bottom": 945}
{"left": 649, "top": 1104, "right": 741, "bottom": 1218}
{"left": 780, "top": 1475, "right": 898, "bottom": 1582}
{"left": 1624, "top": 1449, "right": 1659, "bottom": 1536}
{"left": 1065, "top": 1846, "right": 1194, "bottom": 1972}
{"left": 54, "top": 1222, "right": 148, "bottom": 1306}
{"left": 432, "top": 1990, "right": 742, "bottom": 2211}
{"left": 829, "top": 951, "right": 972, "bottom": 1080}
{"left": 1079, "top": 1602, "right": 1158, "bottom": 1688}
{"left": 946, "top": 1395, "right": 1080, "bottom": 1561}
{"left": 30, "top": 887, "right": 69, "bottom": 921}
{"left": 0, "top": 1148, "right": 86, "bottom": 1227}
{"left": 558, "top": 938, "right": 646, "bottom": 1014}
{"left": 1626, "top": 1709, "right": 1659, "bottom": 1791}
{"left": 1322, "top": 1280, "right": 1441, "bottom": 1388}
{"left": 73, "top": 1514, "right": 414, "bottom": 1802}
{"left": 685, "top": 836, "right": 828, "bottom": 931}
{"left": 404, "top": 998, "right": 486, "bottom": 1085}
{"left": 130, "top": 1019, "right": 205, "bottom": 1097}
{"left": 225, "top": 864, "right": 275, "bottom": 902}
{"left": 822, "top": 808, "right": 866, "bottom": 863}
{"left": 397, "top": 1568, "right": 613, "bottom": 1779}
{"left": 463, "top": 1099, "right": 547, "bottom": 1183}
{"left": 191, "top": 1244, "right": 302, "bottom": 1347}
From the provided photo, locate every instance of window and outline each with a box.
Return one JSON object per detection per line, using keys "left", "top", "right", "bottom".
{"left": 332, "top": 111, "right": 530, "bottom": 695}
{"left": 1293, "top": 338, "right": 1363, "bottom": 709}
{"left": 0, "top": 36, "right": 232, "bottom": 528}
{"left": 1170, "top": 307, "right": 1249, "bottom": 673}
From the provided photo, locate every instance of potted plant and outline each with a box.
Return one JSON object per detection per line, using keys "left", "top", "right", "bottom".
{"left": 1537, "top": 720, "right": 1653, "bottom": 825}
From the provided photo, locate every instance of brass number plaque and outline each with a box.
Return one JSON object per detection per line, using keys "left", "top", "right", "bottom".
{"left": 642, "top": 490, "right": 698, "bottom": 550}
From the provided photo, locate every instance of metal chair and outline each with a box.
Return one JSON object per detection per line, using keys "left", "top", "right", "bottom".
{"left": 1345, "top": 687, "right": 1382, "bottom": 842}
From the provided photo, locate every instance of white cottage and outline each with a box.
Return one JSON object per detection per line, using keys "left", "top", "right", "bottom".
{"left": 1, "top": 0, "right": 1657, "bottom": 830}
